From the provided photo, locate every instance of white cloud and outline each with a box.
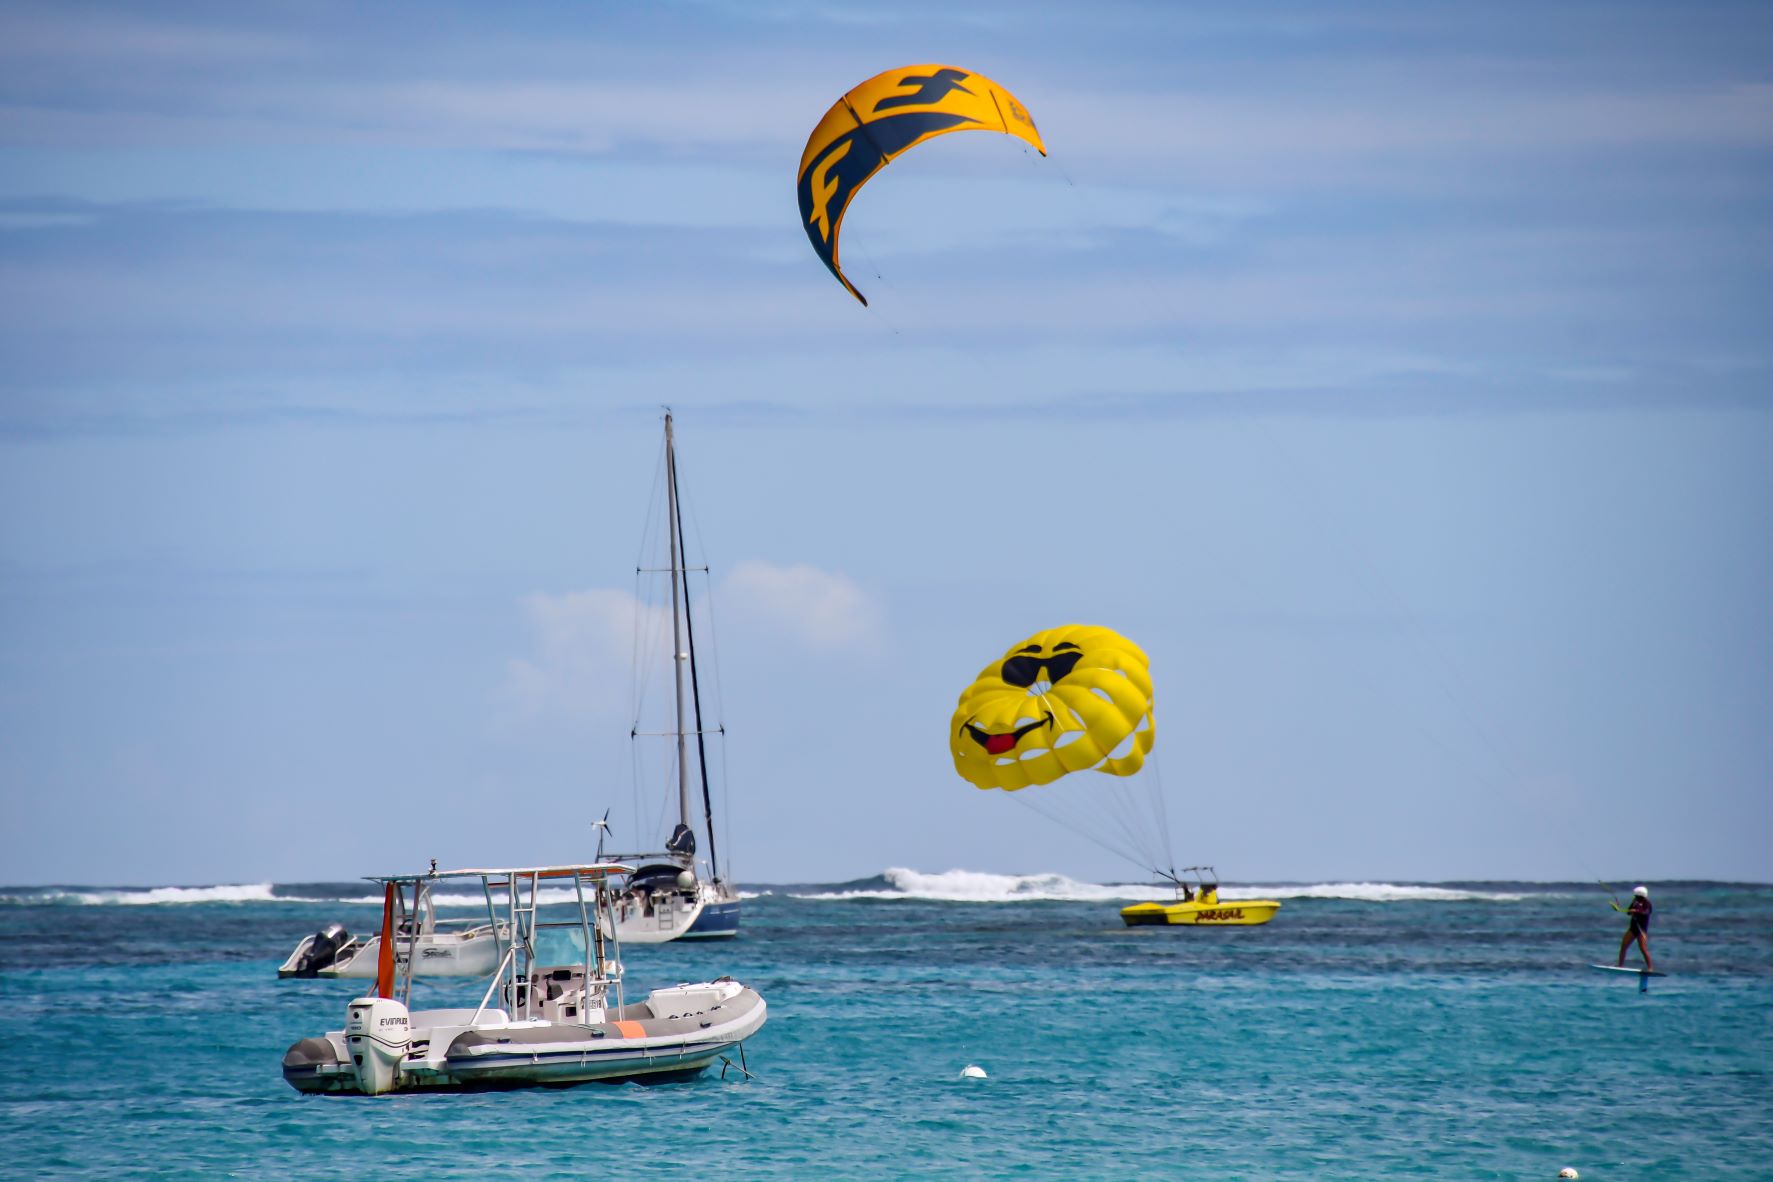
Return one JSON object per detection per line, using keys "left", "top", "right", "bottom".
{"left": 501, "top": 560, "right": 880, "bottom": 725}
{"left": 719, "top": 559, "right": 883, "bottom": 655}
{"left": 499, "top": 588, "right": 668, "bottom": 726}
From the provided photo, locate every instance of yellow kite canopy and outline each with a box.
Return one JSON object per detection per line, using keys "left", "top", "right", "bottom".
{"left": 797, "top": 64, "right": 1046, "bottom": 305}
{"left": 950, "top": 625, "right": 1154, "bottom": 792}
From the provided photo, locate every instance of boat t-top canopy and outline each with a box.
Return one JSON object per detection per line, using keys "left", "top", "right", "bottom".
{"left": 360, "top": 863, "right": 637, "bottom": 1009}
{"left": 363, "top": 862, "right": 636, "bottom": 886}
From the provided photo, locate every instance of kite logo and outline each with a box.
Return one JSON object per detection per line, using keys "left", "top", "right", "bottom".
{"left": 806, "top": 137, "right": 853, "bottom": 243}
{"left": 873, "top": 67, "right": 974, "bottom": 113}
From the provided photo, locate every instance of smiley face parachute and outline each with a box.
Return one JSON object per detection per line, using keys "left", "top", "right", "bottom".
{"left": 950, "top": 624, "right": 1173, "bottom": 879}
{"left": 950, "top": 625, "right": 1154, "bottom": 792}
{"left": 797, "top": 64, "right": 1046, "bottom": 306}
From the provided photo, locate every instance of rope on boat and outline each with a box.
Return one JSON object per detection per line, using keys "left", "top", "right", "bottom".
{"left": 720, "top": 1044, "right": 757, "bottom": 1081}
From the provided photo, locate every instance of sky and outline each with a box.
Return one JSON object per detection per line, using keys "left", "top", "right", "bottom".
{"left": 1, "top": 0, "right": 1769, "bottom": 887}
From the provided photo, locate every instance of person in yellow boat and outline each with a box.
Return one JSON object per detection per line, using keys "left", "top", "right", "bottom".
{"left": 1614, "top": 885, "right": 1654, "bottom": 971}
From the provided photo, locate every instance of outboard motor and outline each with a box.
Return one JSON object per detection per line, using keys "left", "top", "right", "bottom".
{"left": 345, "top": 997, "right": 409, "bottom": 1096}
{"left": 293, "top": 922, "right": 350, "bottom": 977}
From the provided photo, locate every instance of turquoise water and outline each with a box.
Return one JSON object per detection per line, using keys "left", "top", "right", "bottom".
{"left": 1, "top": 877, "right": 1769, "bottom": 1179}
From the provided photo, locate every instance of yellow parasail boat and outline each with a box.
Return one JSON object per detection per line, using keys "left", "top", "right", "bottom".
{"left": 1120, "top": 867, "right": 1281, "bottom": 928}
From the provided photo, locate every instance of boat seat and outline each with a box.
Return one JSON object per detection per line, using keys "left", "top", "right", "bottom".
{"left": 530, "top": 967, "right": 585, "bottom": 1002}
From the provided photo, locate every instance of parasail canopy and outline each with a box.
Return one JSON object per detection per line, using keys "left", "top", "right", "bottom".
{"left": 950, "top": 624, "right": 1154, "bottom": 792}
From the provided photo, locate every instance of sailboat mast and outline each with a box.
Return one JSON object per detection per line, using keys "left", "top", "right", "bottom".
{"left": 664, "top": 414, "right": 693, "bottom": 836}
{"left": 671, "top": 451, "right": 722, "bottom": 883}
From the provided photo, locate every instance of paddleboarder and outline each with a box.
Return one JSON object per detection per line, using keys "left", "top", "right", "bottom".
{"left": 1614, "top": 885, "right": 1654, "bottom": 971}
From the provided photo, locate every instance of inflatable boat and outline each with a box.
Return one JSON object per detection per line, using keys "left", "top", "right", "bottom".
{"left": 281, "top": 863, "right": 765, "bottom": 1094}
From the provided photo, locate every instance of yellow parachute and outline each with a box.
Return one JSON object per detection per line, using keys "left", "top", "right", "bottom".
{"left": 797, "top": 64, "right": 1046, "bottom": 305}
{"left": 950, "top": 625, "right": 1154, "bottom": 792}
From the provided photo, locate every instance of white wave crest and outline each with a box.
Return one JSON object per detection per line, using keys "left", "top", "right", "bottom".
{"left": 3, "top": 882, "right": 690, "bottom": 910}
{"left": 332, "top": 888, "right": 595, "bottom": 908}
{"left": 790, "top": 868, "right": 1155, "bottom": 903}
{"left": 4, "top": 883, "right": 329, "bottom": 906}
{"left": 786, "top": 869, "right": 1540, "bottom": 904}
{"left": 1239, "top": 882, "right": 1532, "bottom": 902}
{"left": 0, "top": 875, "right": 1547, "bottom": 908}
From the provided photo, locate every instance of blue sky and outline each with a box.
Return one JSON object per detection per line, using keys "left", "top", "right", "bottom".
{"left": 1, "top": 1, "right": 1768, "bottom": 886}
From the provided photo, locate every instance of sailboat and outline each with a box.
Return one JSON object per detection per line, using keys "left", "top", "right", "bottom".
{"left": 604, "top": 412, "right": 741, "bottom": 944}
{"left": 276, "top": 414, "right": 738, "bottom": 978}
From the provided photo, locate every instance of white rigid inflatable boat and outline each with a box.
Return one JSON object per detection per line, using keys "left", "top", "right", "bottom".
{"left": 281, "top": 863, "right": 765, "bottom": 1095}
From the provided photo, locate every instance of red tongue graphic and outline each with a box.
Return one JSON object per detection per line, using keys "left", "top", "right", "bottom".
{"left": 984, "top": 733, "right": 1018, "bottom": 755}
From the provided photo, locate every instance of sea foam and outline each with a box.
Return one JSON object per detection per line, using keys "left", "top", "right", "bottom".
{"left": 785, "top": 869, "right": 1541, "bottom": 904}
{"left": 0, "top": 883, "right": 324, "bottom": 906}
{"left": 790, "top": 868, "right": 1156, "bottom": 902}
{"left": 1, "top": 873, "right": 1549, "bottom": 907}
{"left": 1248, "top": 881, "right": 1534, "bottom": 903}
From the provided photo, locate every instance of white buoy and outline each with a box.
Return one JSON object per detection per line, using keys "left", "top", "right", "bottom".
{"left": 1558, "top": 1169, "right": 1580, "bottom": 1179}
{"left": 960, "top": 1064, "right": 987, "bottom": 1079}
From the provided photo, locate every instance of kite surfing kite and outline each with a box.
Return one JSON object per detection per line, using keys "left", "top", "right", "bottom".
{"left": 797, "top": 64, "right": 1046, "bottom": 305}
{"left": 949, "top": 624, "right": 1154, "bottom": 792}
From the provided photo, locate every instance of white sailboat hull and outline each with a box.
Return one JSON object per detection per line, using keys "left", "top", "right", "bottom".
{"left": 609, "top": 879, "right": 740, "bottom": 944}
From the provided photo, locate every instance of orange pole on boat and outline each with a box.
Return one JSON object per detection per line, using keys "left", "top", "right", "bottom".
{"left": 375, "top": 882, "right": 397, "bottom": 999}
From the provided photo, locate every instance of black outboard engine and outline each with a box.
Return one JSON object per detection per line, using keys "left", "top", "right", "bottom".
{"left": 665, "top": 823, "right": 696, "bottom": 857}
{"left": 293, "top": 921, "right": 350, "bottom": 977}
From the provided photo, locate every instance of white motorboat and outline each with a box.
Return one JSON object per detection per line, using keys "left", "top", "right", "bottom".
{"left": 281, "top": 862, "right": 766, "bottom": 1094}
{"left": 278, "top": 875, "right": 506, "bottom": 979}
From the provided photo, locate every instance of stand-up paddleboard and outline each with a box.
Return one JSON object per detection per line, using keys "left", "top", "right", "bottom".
{"left": 1590, "top": 964, "right": 1666, "bottom": 992}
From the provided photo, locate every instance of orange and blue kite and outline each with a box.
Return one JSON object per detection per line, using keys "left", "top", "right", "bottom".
{"left": 796, "top": 65, "right": 1046, "bottom": 305}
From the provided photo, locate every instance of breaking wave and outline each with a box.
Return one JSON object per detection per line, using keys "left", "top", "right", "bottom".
{"left": 1, "top": 873, "right": 1554, "bottom": 907}
{"left": 784, "top": 869, "right": 1543, "bottom": 904}
{"left": 789, "top": 868, "right": 1154, "bottom": 902}
{"left": 0, "top": 883, "right": 332, "bottom": 906}
{"left": 2, "top": 882, "right": 756, "bottom": 909}
{"left": 329, "top": 887, "right": 609, "bottom": 908}
{"left": 1250, "top": 882, "right": 1534, "bottom": 903}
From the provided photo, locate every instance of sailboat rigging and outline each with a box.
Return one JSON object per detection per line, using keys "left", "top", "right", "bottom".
{"left": 605, "top": 411, "right": 741, "bottom": 943}
{"left": 274, "top": 413, "right": 741, "bottom": 980}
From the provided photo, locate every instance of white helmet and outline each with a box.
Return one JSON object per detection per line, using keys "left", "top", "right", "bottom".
{"left": 1633, "top": 885, "right": 1648, "bottom": 897}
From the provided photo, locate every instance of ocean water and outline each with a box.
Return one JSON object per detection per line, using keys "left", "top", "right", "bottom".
{"left": 1, "top": 873, "right": 1769, "bottom": 1180}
